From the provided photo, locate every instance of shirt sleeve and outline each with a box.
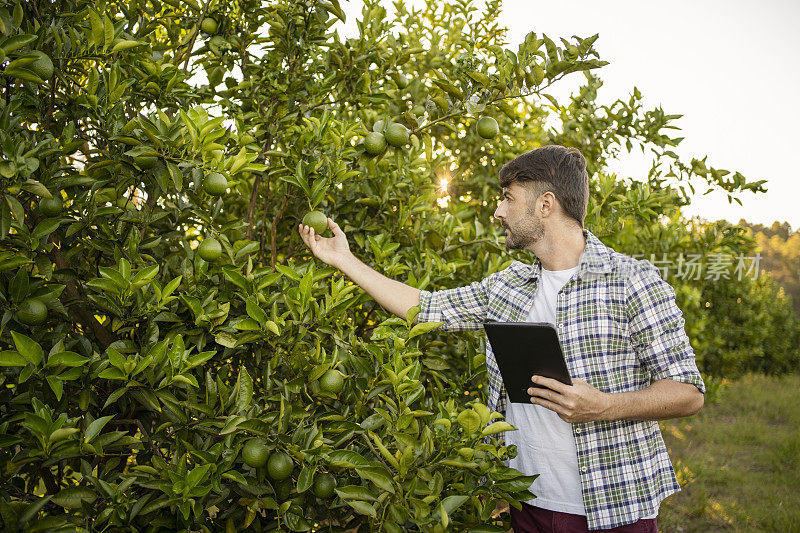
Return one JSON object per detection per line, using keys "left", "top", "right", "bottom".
{"left": 626, "top": 262, "right": 706, "bottom": 394}
{"left": 417, "top": 273, "right": 498, "bottom": 332}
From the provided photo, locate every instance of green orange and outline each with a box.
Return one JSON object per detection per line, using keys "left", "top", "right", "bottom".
{"left": 313, "top": 472, "right": 337, "bottom": 499}
{"left": 134, "top": 154, "right": 158, "bottom": 169}
{"left": 267, "top": 450, "right": 293, "bottom": 481}
{"left": 364, "top": 132, "right": 387, "bottom": 156}
{"left": 201, "top": 17, "right": 219, "bottom": 34}
{"left": 302, "top": 210, "right": 328, "bottom": 235}
{"left": 385, "top": 123, "right": 409, "bottom": 148}
{"left": 198, "top": 238, "right": 222, "bottom": 262}
{"left": 204, "top": 172, "right": 227, "bottom": 196}
{"left": 242, "top": 439, "right": 269, "bottom": 468}
{"left": 476, "top": 116, "right": 499, "bottom": 139}
{"left": 391, "top": 72, "right": 409, "bottom": 89}
{"left": 29, "top": 51, "right": 54, "bottom": 80}
{"left": 39, "top": 196, "right": 63, "bottom": 217}
{"left": 17, "top": 298, "right": 47, "bottom": 325}
{"left": 318, "top": 369, "right": 344, "bottom": 395}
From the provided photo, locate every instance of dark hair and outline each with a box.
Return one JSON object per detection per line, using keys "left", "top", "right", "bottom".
{"left": 498, "top": 145, "right": 589, "bottom": 227}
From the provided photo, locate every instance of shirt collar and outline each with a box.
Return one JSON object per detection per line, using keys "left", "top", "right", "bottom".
{"left": 512, "top": 228, "right": 613, "bottom": 283}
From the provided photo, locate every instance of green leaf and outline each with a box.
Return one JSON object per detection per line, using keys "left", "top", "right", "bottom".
{"left": 275, "top": 263, "right": 300, "bottom": 281}
{"left": 186, "top": 464, "right": 211, "bottom": 488}
{"left": 0, "top": 200, "right": 10, "bottom": 237}
{"left": 49, "top": 428, "right": 79, "bottom": 442}
{"left": 46, "top": 376, "right": 63, "bottom": 401}
{"left": 103, "top": 13, "right": 114, "bottom": 51}
{"left": 408, "top": 321, "right": 444, "bottom": 339}
{"left": 52, "top": 487, "right": 97, "bottom": 509}
{"left": 85, "top": 278, "right": 121, "bottom": 294}
{"left": 99, "top": 266, "right": 127, "bottom": 287}
{"left": 11, "top": 331, "right": 43, "bottom": 366}
{"left": 88, "top": 10, "right": 103, "bottom": 47}
{"left": 297, "top": 464, "right": 313, "bottom": 493}
{"left": 343, "top": 499, "right": 376, "bottom": 518}
{"left": 265, "top": 321, "right": 280, "bottom": 335}
{"left": 0, "top": 435, "right": 23, "bottom": 448}
{"left": 107, "top": 347, "right": 126, "bottom": 371}
{"left": 328, "top": 450, "right": 370, "bottom": 469}
{"left": 245, "top": 296, "right": 268, "bottom": 326}
{"left": 18, "top": 496, "right": 53, "bottom": 525}
{"left": 132, "top": 265, "right": 159, "bottom": 287}
{"left": 238, "top": 419, "right": 272, "bottom": 437}
{"left": 456, "top": 409, "right": 481, "bottom": 435}
{"left": 299, "top": 271, "right": 313, "bottom": 304}
{"left": 335, "top": 485, "right": 377, "bottom": 502}
{"left": 233, "top": 317, "right": 261, "bottom": 331}
{"left": 0, "top": 34, "right": 37, "bottom": 55}
{"left": 85, "top": 415, "right": 115, "bottom": 443}
{"left": 480, "top": 421, "right": 516, "bottom": 436}
{"left": 103, "top": 387, "right": 129, "bottom": 409}
{"left": 168, "top": 335, "right": 185, "bottom": 368}
{"left": 222, "top": 470, "right": 248, "bottom": 484}
{"left": 492, "top": 475, "right": 538, "bottom": 492}
{"left": 32, "top": 218, "right": 63, "bottom": 239}
{"left": 47, "top": 351, "right": 89, "bottom": 367}
{"left": 356, "top": 466, "right": 395, "bottom": 493}
{"left": 235, "top": 367, "right": 252, "bottom": 413}
{"left": 308, "top": 363, "right": 330, "bottom": 382}
{"left": 111, "top": 39, "right": 145, "bottom": 53}
{"left": 98, "top": 367, "right": 127, "bottom": 380}
{"left": 0, "top": 350, "right": 27, "bottom": 367}
{"left": 219, "top": 415, "right": 246, "bottom": 435}
{"left": 21, "top": 179, "right": 51, "bottom": 198}
{"left": 215, "top": 332, "right": 238, "bottom": 348}
{"left": 6, "top": 195, "right": 24, "bottom": 225}
{"left": 162, "top": 275, "right": 182, "bottom": 299}
{"left": 440, "top": 495, "right": 469, "bottom": 515}
{"left": 405, "top": 305, "right": 420, "bottom": 324}
{"left": 223, "top": 269, "right": 249, "bottom": 291}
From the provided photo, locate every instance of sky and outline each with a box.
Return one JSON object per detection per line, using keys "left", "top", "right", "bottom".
{"left": 337, "top": 0, "right": 800, "bottom": 230}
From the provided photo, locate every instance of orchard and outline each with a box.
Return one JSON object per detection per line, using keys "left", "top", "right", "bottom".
{"left": 0, "top": 0, "right": 772, "bottom": 532}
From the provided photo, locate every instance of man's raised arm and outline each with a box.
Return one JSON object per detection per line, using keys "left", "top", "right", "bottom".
{"left": 298, "top": 217, "right": 420, "bottom": 320}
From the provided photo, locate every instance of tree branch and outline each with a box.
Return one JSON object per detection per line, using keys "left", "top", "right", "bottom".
{"left": 110, "top": 419, "right": 165, "bottom": 460}
{"left": 49, "top": 241, "right": 119, "bottom": 348}
{"left": 245, "top": 173, "right": 262, "bottom": 241}
{"left": 271, "top": 195, "right": 290, "bottom": 267}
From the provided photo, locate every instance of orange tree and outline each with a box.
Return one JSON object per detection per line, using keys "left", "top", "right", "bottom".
{"left": 0, "top": 0, "right": 765, "bottom": 531}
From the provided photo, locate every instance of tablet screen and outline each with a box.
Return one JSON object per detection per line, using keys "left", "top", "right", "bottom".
{"left": 483, "top": 321, "right": 572, "bottom": 404}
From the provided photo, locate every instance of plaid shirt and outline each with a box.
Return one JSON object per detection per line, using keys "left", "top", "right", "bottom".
{"left": 418, "top": 228, "right": 705, "bottom": 530}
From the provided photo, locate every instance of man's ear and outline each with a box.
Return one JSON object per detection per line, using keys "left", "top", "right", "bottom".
{"left": 539, "top": 190, "right": 557, "bottom": 217}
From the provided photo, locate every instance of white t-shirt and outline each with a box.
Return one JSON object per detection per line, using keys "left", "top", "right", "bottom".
{"left": 505, "top": 264, "right": 658, "bottom": 519}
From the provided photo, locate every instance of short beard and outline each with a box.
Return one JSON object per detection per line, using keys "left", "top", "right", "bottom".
{"left": 505, "top": 209, "right": 544, "bottom": 250}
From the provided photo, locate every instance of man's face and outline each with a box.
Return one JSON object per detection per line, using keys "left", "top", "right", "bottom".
{"left": 493, "top": 182, "right": 545, "bottom": 250}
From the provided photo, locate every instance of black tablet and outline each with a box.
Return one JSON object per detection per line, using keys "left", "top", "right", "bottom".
{"left": 482, "top": 321, "right": 573, "bottom": 404}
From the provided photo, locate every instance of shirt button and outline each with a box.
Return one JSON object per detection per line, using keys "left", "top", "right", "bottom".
{"left": 580, "top": 467, "right": 587, "bottom": 474}
{"left": 575, "top": 426, "right": 581, "bottom": 434}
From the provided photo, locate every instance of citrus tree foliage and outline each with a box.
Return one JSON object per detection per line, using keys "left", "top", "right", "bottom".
{"left": 0, "top": 0, "right": 767, "bottom": 531}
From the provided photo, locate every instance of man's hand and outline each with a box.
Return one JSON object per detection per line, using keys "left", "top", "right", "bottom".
{"left": 298, "top": 217, "right": 351, "bottom": 269}
{"left": 527, "top": 376, "right": 611, "bottom": 423}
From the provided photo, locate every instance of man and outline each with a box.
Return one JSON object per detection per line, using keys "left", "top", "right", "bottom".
{"left": 298, "top": 145, "right": 705, "bottom": 532}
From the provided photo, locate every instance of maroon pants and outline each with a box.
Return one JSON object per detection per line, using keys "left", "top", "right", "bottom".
{"left": 511, "top": 502, "right": 658, "bottom": 532}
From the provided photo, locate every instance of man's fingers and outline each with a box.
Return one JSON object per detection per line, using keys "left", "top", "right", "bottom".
{"left": 531, "top": 375, "right": 570, "bottom": 393}
{"left": 298, "top": 224, "right": 317, "bottom": 251}
{"left": 528, "top": 386, "right": 559, "bottom": 403}
{"left": 329, "top": 218, "right": 343, "bottom": 236}
{"left": 530, "top": 396, "right": 566, "bottom": 416}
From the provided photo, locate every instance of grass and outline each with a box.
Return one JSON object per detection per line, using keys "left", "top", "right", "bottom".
{"left": 657, "top": 373, "right": 800, "bottom": 532}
